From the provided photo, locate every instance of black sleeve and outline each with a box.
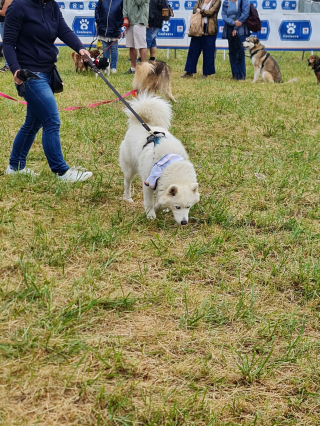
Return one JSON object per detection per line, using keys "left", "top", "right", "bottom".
{"left": 2, "top": 1, "right": 23, "bottom": 74}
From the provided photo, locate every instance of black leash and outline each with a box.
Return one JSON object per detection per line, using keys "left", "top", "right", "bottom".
{"left": 84, "top": 53, "right": 156, "bottom": 136}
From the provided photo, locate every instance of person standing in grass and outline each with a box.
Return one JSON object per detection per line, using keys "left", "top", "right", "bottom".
{"left": 0, "top": 0, "right": 12, "bottom": 72}
{"left": 123, "top": 0, "right": 149, "bottom": 74}
{"left": 95, "top": 0, "right": 124, "bottom": 74}
{"left": 181, "top": 0, "right": 221, "bottom": 79}
{"left": 221, "top": 0, "right": 250, "bottom": 80}
{"left": 146, "top": 0, "right": 168, "bottom": 61}
{"left": 3, "top": 0, "right": 93, "bottom": 182}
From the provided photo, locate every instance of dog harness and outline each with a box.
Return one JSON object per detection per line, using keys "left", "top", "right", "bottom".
{"left": 250, "top": 48, "right": 264, "bottom": 59}
{"left": 144, "top": 153, "right": 184, "bottom": 190}
{"left": 261, "top": 53, "right": 270, "bottom": 69}
{"left": 142, "top": 132, "right": 166, "bottom": 149}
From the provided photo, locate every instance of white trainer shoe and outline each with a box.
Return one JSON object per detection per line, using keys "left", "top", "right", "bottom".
{"left": 111, "top": 68, "right": 117, "bottom": 74}
{"left": 6, "top": 165, "right": 39, "bottom": 176}
{"left": 58, "top": 166, "right": 93, "bottom": 182}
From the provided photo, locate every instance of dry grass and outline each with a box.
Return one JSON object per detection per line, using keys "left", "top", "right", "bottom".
{"left": 1, "top": 47, "right": 320, "bottom": 425}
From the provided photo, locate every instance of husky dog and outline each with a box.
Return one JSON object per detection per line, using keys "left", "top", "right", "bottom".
{"left": 243, "top": 36, "right": 297, "bottom": 84}
{"left": 119, "top": 94, "right": 199, "bottom": 225}
{"left": 132, "top": 61, "right": 176, "bottom": 102}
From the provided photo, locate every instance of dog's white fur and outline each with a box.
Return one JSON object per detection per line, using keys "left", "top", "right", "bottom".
{"left": 119, "top": 93, "right": 199, "bottom": 225}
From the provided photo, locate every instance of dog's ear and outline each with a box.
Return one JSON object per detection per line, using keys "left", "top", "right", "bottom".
{"left": 190, "top": 183, "right": 198, "bottom": 193}
{"left": 167, "top": 184, "right": 178, "bottom": 196}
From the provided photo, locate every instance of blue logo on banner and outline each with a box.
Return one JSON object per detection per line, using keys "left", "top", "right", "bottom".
{"left": 167, "top": 1, "right": 180, "bottom": 9}
{"left": 279, "top": 20, "right": 311, "bottom": 41}
{"left": 157, "top": 19, "right": 186, "bottom": 39}
{"left": 57, "top": 2, "right": 65, "bottom": 8}
{"left": 89, "top": 1, "right": 98, "bottom": 9}
{"left": 217, "top": 19, "right": 225, "bottom": 39}
{"left": 184, "top": 0, "right": 196, "bottom": 9}
{"left": 250, "top": 0, "right": 258, "bottom": 7}
{"left": 251, "top": 20, "right": 270, "bottom": 40}
{"left": 72, "top": 17, "right": 96, "bottom": 36}
{"left": 281, "top": 0, "right": 296, "bottom": 9}
{"left": 262, "top": 0, "right": 277, "bottom": 9}
{"left": 70, "top": 2, "right": 84, "bottom": 9}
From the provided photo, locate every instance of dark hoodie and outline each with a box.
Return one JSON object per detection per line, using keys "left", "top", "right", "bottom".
{"left": 3, "top": 0, "right": 85, "bottom": 74}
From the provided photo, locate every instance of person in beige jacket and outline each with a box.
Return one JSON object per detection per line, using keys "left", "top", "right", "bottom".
{"left": 181, "top": 0, "right": 221, "bottom": 79}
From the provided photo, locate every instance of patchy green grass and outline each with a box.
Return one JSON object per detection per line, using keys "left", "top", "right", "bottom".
{"left": 1, "top": 46, "right": 320, "bottom": 425}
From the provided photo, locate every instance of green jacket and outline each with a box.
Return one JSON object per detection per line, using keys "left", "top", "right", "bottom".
{"left": 123, "top": 0, "right": 149, "bottom": 26}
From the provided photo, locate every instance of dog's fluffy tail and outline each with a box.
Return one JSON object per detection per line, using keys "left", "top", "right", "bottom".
{"left": 132, "top": 62, "right": 155, "bottom": 91}
{"left": 125, "top": 92, "right": 172, "bottom": 130}
{"left": 285, "top": 77, "right": 298, "bottom": 84}
{"left": 71, "top": 52, "right": 78, "bottom": 63}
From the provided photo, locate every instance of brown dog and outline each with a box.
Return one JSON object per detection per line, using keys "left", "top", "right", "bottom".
{"left": 71, "top": 49, "right": 100, "bottom": 72}
{"left": 132, "top": 60, "right": 176, "bottom": 102}
{"left": 307, "top": 55, "right": 320, "bottom": 84}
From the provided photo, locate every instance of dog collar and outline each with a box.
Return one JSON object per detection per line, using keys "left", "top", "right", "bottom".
{"left": 144, "top": 153, "right": 184, "bottom": 190}
{"left": 250, "top": 48, "right": 264, "bottom": 59}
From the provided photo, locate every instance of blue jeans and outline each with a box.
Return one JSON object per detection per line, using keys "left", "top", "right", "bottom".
{"left": 10, "top": 72, "right": 69, "bottom": 175}
{"left": 185, "top": 24, "right": 217, "bottom": 75}
{"left": 0, "top": 22, "right": 9, "bottom": 67}
{"left": 101, "top": 40, "right": 118, "bottom": 69}
{"left": 226, "top": 26, "right": 246, "bottom": 80}
{"left": 146, "top": 27, "right": 161, "bottom": 49}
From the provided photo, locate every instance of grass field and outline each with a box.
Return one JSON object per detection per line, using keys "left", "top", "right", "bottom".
{"left": 1, "top": 46, "right": 320, "bottom": 425}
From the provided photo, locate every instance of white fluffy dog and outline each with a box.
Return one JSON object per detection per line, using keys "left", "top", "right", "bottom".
{"left": 119, "top": 93, "right": 200, "bottom": 225}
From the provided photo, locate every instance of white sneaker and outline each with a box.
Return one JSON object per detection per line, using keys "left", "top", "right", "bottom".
{"left": 58, "top": 166, "right": 93, "bottom": 182}
{"left": 111, "top": 69, "right": 117, "bottom": 74}
{"left": 6, "top": 165, "right": 39, "bottom": 176}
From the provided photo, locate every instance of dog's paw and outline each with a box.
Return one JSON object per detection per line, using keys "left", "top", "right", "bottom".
{"left": 146, "top": 211, "right": 156, "bottom": 219}
{"left": 251, "top": 80, "right": 257, "bottom": 83}
{"left": 123, "top": 196, "right": 134, "bottom": 203}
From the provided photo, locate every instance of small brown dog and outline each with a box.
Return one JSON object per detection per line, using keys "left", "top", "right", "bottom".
{"left": 71, "top": 49, "right": 100, "bottom": 72}
{"left": 307, "top": 55, "right": 320, "bottom": 84}
{"left": 132, "top": 60, "right": 176, "bottom": 102}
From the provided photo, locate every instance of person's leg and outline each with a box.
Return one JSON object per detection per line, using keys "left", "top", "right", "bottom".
{"left": 134, "top": 24, "right": 147, "bottom": 62}
{"left": 20, "top": 74, "right": 69, "bottom": 175}
{"left": 238, "top": 34, "right": 247, "bottom": 80}
{"left": 102, "top": 40, "right": 111, "bottom": 61}
{"left": 110, "top": 40, "right": 119, "bottom": 70}
{"left": 184, "top": 36, "right": 202, "bottom": 74}
{"left": 203, "top": 34, "right": 217, "bottom": 76}
{"left": 146, "top": 27, "right": 153, "bottom": 51}
{"left": 130, "top": 47, "right": 138, "bottom": 69}
{"left": 150, "top": 46, "right": 157, "bottom": 60}
{"left": 0, "top": 22, "right": 9, "bottom": 70}
{"left": 9, "top": 104, "right": 42, "bottom": 171}
{"left": 139, "top": 47, "right": 147, "bottom": 62}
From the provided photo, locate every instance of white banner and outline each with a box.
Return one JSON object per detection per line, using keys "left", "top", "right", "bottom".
{"left": 56, "top": 0, "right": 320, "bottom": 50}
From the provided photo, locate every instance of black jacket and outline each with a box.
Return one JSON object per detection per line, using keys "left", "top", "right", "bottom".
{"left": 148, "top": 0, "right": 168, "bottom": 29}
{"left": 3, "top": 0, "right": 84, "bottom": 74}
{"left": 95, "top": 0, "right": 123, "bottom": 39}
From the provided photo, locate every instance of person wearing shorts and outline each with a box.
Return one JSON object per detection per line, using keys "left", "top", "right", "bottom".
{"left": 147, "top": 0, "right": 168, "bottom": 61}
{"left": 123, "top": 0, "right": 149, "bottom": 74}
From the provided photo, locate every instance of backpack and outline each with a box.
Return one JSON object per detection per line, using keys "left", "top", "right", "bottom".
{"left": 245, "top": 4, "right": 261, "bottom": 33}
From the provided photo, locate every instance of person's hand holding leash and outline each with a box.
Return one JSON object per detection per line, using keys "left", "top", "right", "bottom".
{"left": 232, "top": 29, "right": 237, "bottom": 36}
{"left": 123, "top": 17, "right": 129, "bottom": 27}
{"left": 79, "top": 48, "right": 88, "bottom": 57}
{"left": 14, "top": 70, "right": 24, "bottom": 85}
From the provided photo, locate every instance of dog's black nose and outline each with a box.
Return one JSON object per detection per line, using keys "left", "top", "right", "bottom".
{"left": 181, "top": 220, "right": 188, "bottom": 225}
